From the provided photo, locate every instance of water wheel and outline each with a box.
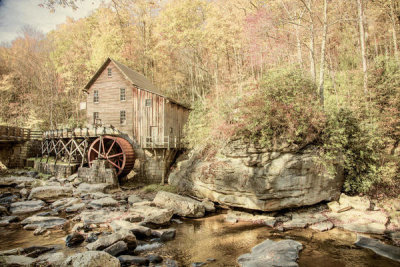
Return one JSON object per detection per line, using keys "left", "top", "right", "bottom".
{"left": 88, "top": 135, "right": 135, "bottom": 178}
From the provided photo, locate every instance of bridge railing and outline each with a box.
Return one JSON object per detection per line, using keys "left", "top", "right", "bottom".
{"left": 0, "top": 126, "right": 43, "bottom": 141}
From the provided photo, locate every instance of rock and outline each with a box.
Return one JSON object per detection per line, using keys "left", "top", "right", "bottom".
{"left": 28, "top": 186, "right": 73, "bottom": 202}
{"left": 118, "top": 255, "right": 149, "bottom": 266}
{"left": 22, "top": 246, "right": 53, "bottom": 258}
{"left": 75, "top": 183, "right": 111, "bottom": 194}
{"left": 237, "top": 239, "right": 302, "bottom": 267}
{"left": 89, "top": 197, "right": 118, "bottom": 208}
{"left": 168, "top": 145, "right": 344, "bottom": 211}
{"left": 283, "top": 211, "right": 327, "bottom": 230}
{"left": 110, "top": 220, "right": 151, "bottom": 238}
{"left": 202, "top": 199, "right": 215, "bottom": 212}
{"left": 0, "top": 205, "right": 8, "bottom": 216}
{"left": 225, "top": 210, "right": 276, "bottom": 227}
{"left": 103, "top": 241, "right": 128, "bottom": 256}
{"left": 66, "top": 203, "right": 85, "bottom": 213}
{"left": 151, "top": 228, "right": 176, "bottom": 242}
{"left": 0, "top": 194, "right": 18, "bottom": 205}
{"left": 21, "top": 215, "right": 67, "bottom": 230}
{"left": 153, "top": 191, "right": 206, "bottom": 218}
{"left": 0, "top": 247, "right": 24, "bottom": 256}
{"left": 0, "top": 176, "right": 36, "bottom": 187}
{"left": 86, "top": 233, "right": 99, "bottom": 243}
{"left": 1, "top": 255, "right": 35, "bottom": 266}
{"left": 19, "top": 188, "right": 29, "bottom": 198}
{"left": 310, "top": 221, "right": 334, "bottom": 232}
{"left": 36, "top": 252, "right": 66, "bottom": 266}
{"left": 79, "top": 210, "right": 125, "bottom": 224}
{"left": 86, "top": 231, "right": 136, "bottom": 251}
{"left": 130, "top": 203, "right": 173, "bottom": 224}
{"left": 355, "top": 235, "right": 400, "bottom": 262}
{"left": 67, "top": 173, "right": 78, "bottom": 182}
{"left": 326, "top": 209, "right": 388, "bottom": 234}
{"left": 191, "top": 262, "right": 206, "bottom": 267}
{"left": 10, "top": 200, "right": 46, "bottom": 215}
{"left": 36, "top": 210, "right": 58, "bottom": 216}
{"left": 338, "top": 194, "right": 370, "bottom": 211}
{"left": 51, "top": 197, "right": 80, "bottom": 209}
{"left": 134, "top": 242, "right": 162, "bottom": 252}
{"left": 147, "top": 254, "right": 163, "bottom": 263}
{"left": 62, "top": 251, "right": 120, "bottom": 267}
{"left": 165, "top": 259, "right": 179, "bottom": 267}
{"left": 33, "top": 227, "right": 46, "bottom": 235}
{"left": 127, "top": 195, "right": 143, "bottom": 204}
{"left": 66, "top": 232, "right": 85, "bottom": 247}
{"left": 0, "top": 215, "right": 18, "bottom": 226}
{"left": 26, "top": 171, "right": 38, "bottom": 178}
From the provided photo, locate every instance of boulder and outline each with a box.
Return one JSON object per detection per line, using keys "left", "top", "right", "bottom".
{"left": 118, "top": 255, "right": 149, "bottom": 266}
{"left": 130, "top": 202, "right": 173, "bottom": 224}
{"left": 326, "top": 209, "right": 388, "bottom": 234}
{"left": 282, "top": 211, "right": 327, "bottom": 230}
{"left": 37, "top": 252, "right": 66, "bottom": 266}
{"left": 237, "top": 239, "right": 302, "bottom": 267}
{"left": 0, "top": 194, "right": 18, "bottom": 205}
{"left": 0, "top": 255, "right": 36, "bottom": 266}
{"left": 28, "top": 186, "right": 73, "bottom": 201}
{"left": 153, "top": 191, "right": 205, "bottom": 218}
{"left": 22, "top": 246, "right": 53, "bottom": 258}
{"left": 75, "top": 183, "right": 110, "bottom": 194}
{"left": 51, "top": 198, "right": 80, "bottom": 209}
{"left": 86, "top": 231, "right": 136, "bottom": 251}
{"left": 21, "top": 215, "right": 67, "bottom": 230}
{"left": 66, "top": 232, "right": 85, "bottom": 247}
{"left": 10, "top": 200, "right": 46, "bottom": 215}
{"left": 79, "top": 210, "right": 125, "bottom": 224}
{"left": 355, "top": 236, "right": 400, "bottom": 262}
{"left": 147, "top": 254, "right": 163, "bottom": 264}
{"left": 62, "top": 251, "right": 120, "bottom": 267}
{"left": 169, "top": 143, "right": 344, "bottom": 212}
{"left": 89, "top": 197, "right": 118, "bottom": 208}
{"left": 202, "top": 199, "right": 215, "bottom": 212}
{"left": 103, "top": 241, "right": 128, "bottom": 256}
{"left": 110, "top": 220, "right": 151, "bottom": 238}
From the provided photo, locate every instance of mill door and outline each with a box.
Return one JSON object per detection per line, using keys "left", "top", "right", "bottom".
{"left": 150, "top": 126, "right": 158, "bottom": 145}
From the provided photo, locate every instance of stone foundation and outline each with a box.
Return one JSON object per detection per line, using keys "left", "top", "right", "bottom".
{"left": 34, "top": 161, "right": 79, "bottom": 178}
{"left": 78, "top": 160, "right": 118, "bottom": 185}
{"left": 0, "top": 140, "right": 41, "bottom": 168}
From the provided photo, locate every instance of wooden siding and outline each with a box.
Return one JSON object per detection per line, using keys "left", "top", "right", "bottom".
{"left": 86, "top": 60, "right": 189, "bottom": 147}
{"left": 86, "top": 61, "right": 134, "bottom": 136}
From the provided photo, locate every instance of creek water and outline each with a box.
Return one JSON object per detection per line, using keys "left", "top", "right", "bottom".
{"left": 1, "top": 213, "right": 399, "bottom": 267}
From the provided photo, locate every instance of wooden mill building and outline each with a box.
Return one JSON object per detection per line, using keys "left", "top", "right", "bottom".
{"left": 84, "top": 58, "right": 189, "bottom": 148}
{"left": 83, "top": 58, "right": 190, "bottom": 183}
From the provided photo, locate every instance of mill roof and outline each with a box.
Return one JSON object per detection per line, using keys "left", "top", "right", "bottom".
{"left": 84, "top": 57, "right": 189, "bottom": 109}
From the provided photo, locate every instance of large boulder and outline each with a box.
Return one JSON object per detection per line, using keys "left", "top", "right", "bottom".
{"left": 10, "top": 200, "right": 46, "bottom": 215}
{"left": 0, "top": 255, "right": 36, "bottom": 266}
{"left": 130, "top": 202, "right": 173, "bottom": 224}
{"left": 86, "top": 231, "right": 136, "bottom": 251}
{"left": 62, "top": 251, "right": 120, "bottom": 267}
{"left": 153, "top": 191, "right": 205, "bottom": 218}
{"left": 75, "top": 183, "right": 111, "bottom": 195}
{"left": 28, "top": 186, "right": 73, "bottom": 201}
{"left": 237, "top": 239, "right": 302, "bottom": 267}
{"left": 169, "top": 142, "right": 343, "bottom": 211}
{"left": 0, "top": 176, "right": 36, "bottom": 187}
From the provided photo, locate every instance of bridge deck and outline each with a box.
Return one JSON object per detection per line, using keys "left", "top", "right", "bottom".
{"left": 0, "top": 126, "right": 41, "bottom": 143}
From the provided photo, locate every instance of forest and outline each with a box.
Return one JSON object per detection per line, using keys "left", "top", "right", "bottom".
{"left": 0, "top": 0, "right": 400, "bottom": 196}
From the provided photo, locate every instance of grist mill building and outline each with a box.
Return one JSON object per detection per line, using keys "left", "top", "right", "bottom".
{"left": 83, "top": 57, "right": 190, "bottom": 183}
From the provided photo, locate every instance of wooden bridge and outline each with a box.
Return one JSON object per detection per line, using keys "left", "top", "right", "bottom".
{"left": 0, "top": 125, "right": 42, "bottom": 143}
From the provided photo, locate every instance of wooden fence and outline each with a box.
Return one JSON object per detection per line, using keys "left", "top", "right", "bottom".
{"left": 0, "top": 125, "right": 42, "bottom": 142}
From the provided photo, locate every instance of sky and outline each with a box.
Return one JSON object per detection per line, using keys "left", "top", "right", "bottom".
{"left": 0, "top": 0, "right": 103, "bottom": 43}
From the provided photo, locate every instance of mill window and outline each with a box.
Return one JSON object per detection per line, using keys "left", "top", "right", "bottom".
{"left": 120, "top": 110, "right": 126, "bottom": 125}
{"left": 120, "top": 88, "right": 126, "bottom": 101}
{"left": 107, "top": 68, "right": 112, "bottom": 77}
{"left": 93, "top": 112, "right": 99, "bottom": 124}
{"left": 145, "top": 99, "right": 152, "bottom": 107}
{"left": 93, "top": 90, "right": 99, "bottom": 103}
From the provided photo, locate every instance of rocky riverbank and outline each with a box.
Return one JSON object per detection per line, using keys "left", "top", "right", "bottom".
{"left": 0, "top": 170, "right": 399, "bottom": 266}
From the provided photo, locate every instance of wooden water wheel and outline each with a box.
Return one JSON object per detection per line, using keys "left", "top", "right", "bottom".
{"left": 88, "top": 135, "right": 135, "bottom": 178}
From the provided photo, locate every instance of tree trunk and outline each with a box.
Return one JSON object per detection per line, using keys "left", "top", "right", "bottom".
{"left": 295, "top": 18, "right": 303, "bottom": 68}
{"left": 308, "top": 0, "right": 316, "bottom": 82}
{"left": 318, "top": 0, "right": 328, "bottom": 106}
{"left": 390, "top": 0, "right": 399, "bottom": 62}
{"left": 357, "top": 0, "right": 368, "bottom": 96}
